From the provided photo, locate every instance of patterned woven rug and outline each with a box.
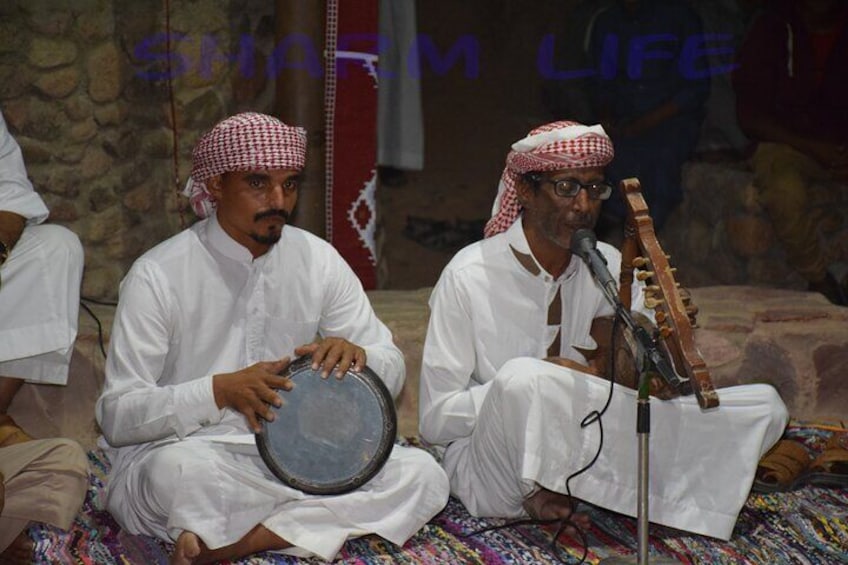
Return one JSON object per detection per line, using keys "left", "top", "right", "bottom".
{"left": 29, "top": 423, "right": 848, "bottom": 564}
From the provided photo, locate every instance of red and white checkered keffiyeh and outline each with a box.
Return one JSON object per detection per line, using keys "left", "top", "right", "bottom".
{"left": 484, "top": 121, "right": 614, "bottom": 238}
{"left": 183, "top": 112, "right": 308, "bottom": 218}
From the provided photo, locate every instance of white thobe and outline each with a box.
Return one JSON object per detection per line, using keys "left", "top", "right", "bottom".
{"left": 96, "top": 214, "right": 449, "bottom": 560}
{"left": 419, "top": 216, "right": 788, "bottom": 540}
{"left": 0, "top": 111, "right": 83, "bottom": 385}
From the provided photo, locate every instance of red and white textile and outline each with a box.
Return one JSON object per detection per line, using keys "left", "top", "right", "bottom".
{"left": 182, "top": 112, "right": 307, "bottom": 220}
{"left": 325, "top": 0, "right": 379, "bottom": 289}
{"left": 484, "top": 121, "right": 614, "bottom": 238}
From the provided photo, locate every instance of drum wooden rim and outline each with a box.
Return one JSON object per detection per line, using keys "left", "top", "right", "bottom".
{"left": 256, "top": 356, "right": 397, "bottom": 495}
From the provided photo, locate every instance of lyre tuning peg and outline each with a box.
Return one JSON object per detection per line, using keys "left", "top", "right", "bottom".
{"left": 655, "top": 311, "right": 667, "bottom": 323}
{"left": 632, "top": 256, "right": 649, "bottom": 268}
{"left": 686, "top": 304, "right": 699, "bottom": 328}
{"left": 636, "top": 271, "right": 655, "bottom": 281}
{"left": 658, "top": 325, "right": 673, "bottom": 339}
{"left": 645, "top": 297, "right": 665, "bottom": 309}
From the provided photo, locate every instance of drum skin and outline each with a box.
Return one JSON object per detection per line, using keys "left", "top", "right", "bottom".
{"left": 256, "top": 356, "right": 397, "bottom": 495}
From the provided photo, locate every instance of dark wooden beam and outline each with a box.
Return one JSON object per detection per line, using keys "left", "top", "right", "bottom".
{"left": 274, "top": 0, "right": 326, "bottom": 238}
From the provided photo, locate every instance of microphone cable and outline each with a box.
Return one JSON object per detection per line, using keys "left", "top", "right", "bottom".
{"left": 463, "top": 313, "right": 632, "bottom": 564}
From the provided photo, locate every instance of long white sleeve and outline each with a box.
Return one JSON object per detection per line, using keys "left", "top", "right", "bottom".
{"left": 0, "top": 111, "right": 48, "bottom": 223}
{"left": 419, "top": 268, "right": 492, "bottom": 445}
{"left": 96, "top": 219, "right": 404, "bottom": 450}
{"left": 96, "top": 260, "right": 222, "bottom": 447}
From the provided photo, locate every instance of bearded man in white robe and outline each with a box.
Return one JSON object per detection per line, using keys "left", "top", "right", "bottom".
{"left": 419, "top": 120, "right": 788, "bottom": 541}
{"left": 96, "top": 112, "right": 449, "bottom": 565}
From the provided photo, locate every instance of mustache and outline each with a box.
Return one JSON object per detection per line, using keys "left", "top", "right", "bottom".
{"left": 567, "top": 212, "right": 595, "bottom": 228}
{"left": 254, "top": 209, "right": 290, "bottom": 222}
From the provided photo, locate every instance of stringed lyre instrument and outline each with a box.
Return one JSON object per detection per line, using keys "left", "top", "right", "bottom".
{"left": 618, "top": 178, "right": 719, "bottom": 409}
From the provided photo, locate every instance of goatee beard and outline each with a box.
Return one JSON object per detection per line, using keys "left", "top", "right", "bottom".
{"left": 251, "top": 231, "right": 282, "bottom": 246}
{"left": 251, "top": 209, "right": 288, "bottom": 246}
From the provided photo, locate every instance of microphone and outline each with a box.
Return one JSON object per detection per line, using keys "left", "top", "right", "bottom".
{"left": 571, "top": 229, "right": 688, "bottom": 393}
{"left": 570, "top": 229, "right": 619, "bottom": 302}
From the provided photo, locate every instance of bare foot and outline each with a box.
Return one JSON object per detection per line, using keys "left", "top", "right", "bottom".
{"left": 0, "top": 529, "right": 34, "bottom": 565}
{"left": 170, "top": 526, "right": 291, "bottom": 564}
{"left": 171, "top": 531, "right": 203, "bottom": 565}
{"left": 0, "top": 415, "right": 34, "bottom": 447}
{"left": 523, "top": 487, "right": 591, "bottom": 533}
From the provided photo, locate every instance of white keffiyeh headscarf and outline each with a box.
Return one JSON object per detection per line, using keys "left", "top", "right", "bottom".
{"left": 484, "top": 121, "right": 614, "bottom": 237}
{"left": 183, "top": 112, "right": 307, "bottom": 218}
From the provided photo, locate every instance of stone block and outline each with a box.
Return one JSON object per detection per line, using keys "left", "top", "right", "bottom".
{"left": 692, "top": 286, "right": 848, "bottom": 422}
{"left": 663, "top": 159, "right": 848, "bottom": 292}
{"left": 86, "top": 42, "right": 124, "bottom": 102}
{"left": 28, "top": 37, "right": 78, "bottom": 68}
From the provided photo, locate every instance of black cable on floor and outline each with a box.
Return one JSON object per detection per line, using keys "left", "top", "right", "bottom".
{"left": 79, "top": 297, "right": 117, "bottom": 359}
{"left": 462, "top": 515, "right": 590, "bottom": 564}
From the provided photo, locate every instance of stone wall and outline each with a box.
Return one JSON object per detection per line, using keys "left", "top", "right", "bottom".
{"left": 1, "top": 0, "right": 276, "bottom": 300}
{"left": 660, "top": 159, "right": 848, "bottom": 292}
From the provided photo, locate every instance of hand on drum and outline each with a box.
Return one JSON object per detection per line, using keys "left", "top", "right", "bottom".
{"left": 295, "top": 337, "right": 366, "bottom": 379}
{"left": 212, "top": 358, "right": 294, "bottom": 433}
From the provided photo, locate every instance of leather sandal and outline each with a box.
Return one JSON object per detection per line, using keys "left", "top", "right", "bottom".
{"left": 806, "top": 433, "right": 848, "bottom": 488}
{"left": 753, "top": 439, "right": 812, "bottom": 493}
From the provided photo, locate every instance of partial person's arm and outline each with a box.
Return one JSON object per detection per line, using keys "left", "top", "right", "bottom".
{"left": 95, "top": 260, "right": 226, "bottom": 447}
{"left": 736, "top": 108, "right": 847, "bottom": 173}
{"left": 0, "top": 211, "right": 25, "bottom": 261}
{"left": 733, "top": 15, "right": 848, "bottom": 172}
{"left": 0, "top": 111, "right": 49, "bottom": 238}
{"left": 614, "top": 5, "right": 710, "bottom": 138}
{"left": 316, "top": 249, "right": 406, "bottom": 399}
{"left": 419, "top": 268, "right": 491, "bottom": 446}
{"left": 736, "top": 75, "right": 846, "bottom": 170}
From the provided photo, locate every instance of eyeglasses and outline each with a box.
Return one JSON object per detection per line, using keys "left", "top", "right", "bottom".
{"left": 529, "top": 175, "right": 614, "bottom": 200}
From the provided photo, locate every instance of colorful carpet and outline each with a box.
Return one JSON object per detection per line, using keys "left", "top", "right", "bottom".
{"left": 29, "top": 423, "right": 848, "bottom": 564}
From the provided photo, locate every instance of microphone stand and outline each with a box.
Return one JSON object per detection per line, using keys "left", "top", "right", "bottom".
{"left": 598, "top": 292, "right": 684, "bottom": 565}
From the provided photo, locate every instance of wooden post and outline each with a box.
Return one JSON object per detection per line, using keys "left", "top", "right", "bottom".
{"left": 274, "top": 0, "right": 326, "bottom": 238}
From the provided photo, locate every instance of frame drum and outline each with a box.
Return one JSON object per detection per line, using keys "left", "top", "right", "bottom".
{"left": 256, "top": 356, "right": 397, "bottom": 495}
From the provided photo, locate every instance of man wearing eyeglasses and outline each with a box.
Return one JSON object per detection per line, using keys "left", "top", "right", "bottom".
{"left": 418, "top": 121, "right": 787, "bottom": 541}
